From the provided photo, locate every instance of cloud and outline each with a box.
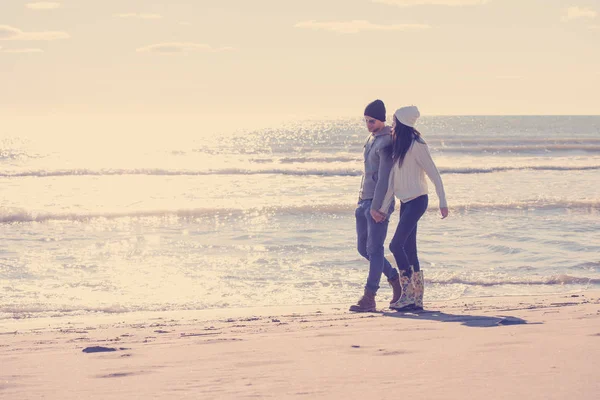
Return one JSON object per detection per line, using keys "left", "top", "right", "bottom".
{"left": 25, "top": 2, "right": 62, "bottom": 10}
{"left": 136, "top": 42, "right": 235, "bottom": 54}
{"left": 295, "top": 20, "right": 430, "bottom": 34}
{"left": 562, "top": 6, "right": 597, "bottom": 21}
{"left": 0, "top": 26, "right": 22, "bottom": 40}
{"left": 114, "top": 13, "right": 163, "bottom": 19}
{"left": 372, "top": 0, "right": 489, "bottom": 6}
{"left": 496, "top": 75, "right": 523, "bottom": 80}
{"left": 0, "top": 46, "right": 44, "bottom": 53}
{"left": 0, "top": 25, "right": 69, "bottom": 41}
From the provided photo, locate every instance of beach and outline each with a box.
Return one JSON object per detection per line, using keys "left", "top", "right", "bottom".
{"left": 1, "top": 115, "right": 599, "bottom": 398}
{"left": 2, "top": 290, "right": 599, "bottom": 399}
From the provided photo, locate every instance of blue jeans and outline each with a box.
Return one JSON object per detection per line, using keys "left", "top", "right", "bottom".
{"left": 355, "top": 199, "right": 398, "bottom": 293}
{"left": 389, "top": 195, "right": 429, "bottom": 278}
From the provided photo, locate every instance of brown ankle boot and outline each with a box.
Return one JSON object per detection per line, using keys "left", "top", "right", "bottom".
{"left": 349, "top": 289, "right": 376, "bottom": 312}
{"left": 388, "top": 276, "right": 402, "bottom": 305}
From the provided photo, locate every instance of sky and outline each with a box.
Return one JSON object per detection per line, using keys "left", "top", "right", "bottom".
{"left": 1, "top": 0, "right": 599, "bottom": 127}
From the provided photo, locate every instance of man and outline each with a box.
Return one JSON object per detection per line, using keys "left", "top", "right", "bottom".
{"left": 349, "top": 99, "right": 401, "bottom": 312}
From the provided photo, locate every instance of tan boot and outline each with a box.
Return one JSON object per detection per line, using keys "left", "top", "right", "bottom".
{"left": 349, "top": 289, "right": 377, "bottom": 312}
{"left": 388, "top": 276, "right": 402, "bottom": 305}
{"left": 390, "top": 268, "right": 416, "bottom": 311}
{"left": 412, "top": 270, "right": 424, "bottom": 311}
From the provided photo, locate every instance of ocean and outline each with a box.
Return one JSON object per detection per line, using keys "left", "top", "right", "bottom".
{"left": 1, "top": 115, "right": 599, "bottom": 320}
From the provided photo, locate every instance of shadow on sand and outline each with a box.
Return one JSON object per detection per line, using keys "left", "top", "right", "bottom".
{"left": 382, "top": 309, "right": 535, "bottom": 328}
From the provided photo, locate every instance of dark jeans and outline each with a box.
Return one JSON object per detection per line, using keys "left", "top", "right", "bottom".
{"left": 389, "top": 195, "right": 429, "bottom": 278}
{"left": 355, "top": 199, "right": 398, "bottom": 293}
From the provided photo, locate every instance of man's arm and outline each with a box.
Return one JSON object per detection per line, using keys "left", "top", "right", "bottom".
{"left": 371, "top": 143, "right": 394, "bottom": 211}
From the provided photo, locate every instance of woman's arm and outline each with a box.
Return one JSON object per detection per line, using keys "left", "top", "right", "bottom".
{"left": 414, "top": 141, "right": 448, "bottom": 209}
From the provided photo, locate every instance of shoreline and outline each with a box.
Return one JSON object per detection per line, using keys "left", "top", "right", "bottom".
{"left": 2, "top": 290, "right": 599, "bottom": 399}
{"left": 1, "top": 285, "right": 597, "bottom": 332}
{"left": 1, "top": 285, "right": 598, "bottom": 329}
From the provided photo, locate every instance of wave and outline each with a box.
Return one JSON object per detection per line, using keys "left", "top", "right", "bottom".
{"left": 2, "top": 200, "right": 598, "bottom": 224}
{"left": 0, "top": 168, "right": 361, "bottom": 178}
{"left": 442, "top": 165, "right": 600, "bottom": 174}
{"left": 454, "top": 200, "right": 599, "bottom": 211}
{"left": 569, "top": 261, "right": 600, "bottom": 272}
{"left": 428, "top": 138, "right": 600, "bottom": 146}
{"left": 436, "top": 144, "right": 600, "bottom": 153}
{"left": 277, "top": 156, "right": 359, "bottom": 163}
{"left": 428, "top": 274, "right": 600, "bottom": 286}
{"left": 0, "top": 303, "right": 133, "bottom": 317}
{"left": 2, "top": 164, "right": 600, "bottom": 179}
{"left": 0, "top": 205, "right": 363, "bottom": 223}
{"left": 0, "top": 149, "right": 34, "bottom": 161}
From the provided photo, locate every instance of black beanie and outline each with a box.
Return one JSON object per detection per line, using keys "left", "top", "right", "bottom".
{"left": 364, "top": 99, "right": 386, "bottom": 122}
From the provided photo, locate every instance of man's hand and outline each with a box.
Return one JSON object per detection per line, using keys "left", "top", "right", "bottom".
{"left": 370, "top": 209, "right": 387, "bottom": 223}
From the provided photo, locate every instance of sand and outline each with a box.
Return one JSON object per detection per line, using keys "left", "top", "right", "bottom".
{"left": 1, "top": 291, "right": 599, "bottom": 399}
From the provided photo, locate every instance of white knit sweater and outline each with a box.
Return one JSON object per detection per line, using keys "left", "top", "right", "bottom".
{"left": 380, "top": 139, "right": 447, "bottom": 213}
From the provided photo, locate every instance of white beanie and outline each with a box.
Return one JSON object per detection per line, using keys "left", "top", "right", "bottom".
{"left": 394, "top": 106, "right": 420, "bottom": 128}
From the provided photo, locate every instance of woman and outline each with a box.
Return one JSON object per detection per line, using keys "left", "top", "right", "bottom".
{"left": 371, "top": 106, "right": 448, "bottom": 311}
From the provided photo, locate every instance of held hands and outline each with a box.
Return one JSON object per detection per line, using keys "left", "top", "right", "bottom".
{"left": 370, "top": 209, "right": 387, "bottom": 223}
{"left": 371, "top": 207, "right": 448, "bottom": 221}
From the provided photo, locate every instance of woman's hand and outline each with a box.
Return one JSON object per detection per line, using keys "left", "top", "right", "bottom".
{"left": 440, "top": 207, "right": 449, "bottom": 219}
{"left": 370, "top": 209, "right": 387, "bottom": 223}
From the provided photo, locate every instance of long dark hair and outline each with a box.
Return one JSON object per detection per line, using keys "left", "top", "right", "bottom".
{"left": 390, "top": 116, "right": 423, "bottom": 167}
